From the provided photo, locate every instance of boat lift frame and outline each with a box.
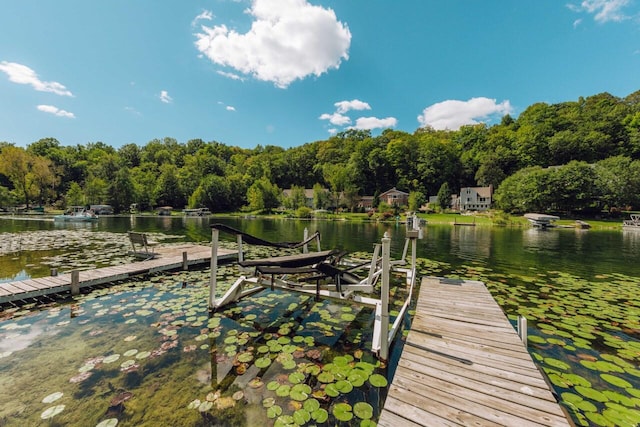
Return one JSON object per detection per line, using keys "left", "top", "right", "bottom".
{"left": 208, "top": 223, "right": 421, "bottom": 360}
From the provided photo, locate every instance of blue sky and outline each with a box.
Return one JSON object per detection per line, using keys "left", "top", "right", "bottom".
{"left": 1, "top": 0, "right": 639, "bottom": 150}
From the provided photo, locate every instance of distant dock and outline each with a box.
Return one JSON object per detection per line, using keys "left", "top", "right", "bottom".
{"left": 378, "top": 277, "right": 570, "bottom": 426}
{"left": 0, "top": 244, "right": 236, "bottom": 305}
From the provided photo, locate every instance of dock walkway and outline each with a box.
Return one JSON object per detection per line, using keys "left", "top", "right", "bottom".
{"left": 0, "top": 244, "right": 236, "bottom": 304}
{"left": 378, "top": 276, "right": 570, "bottom": 427}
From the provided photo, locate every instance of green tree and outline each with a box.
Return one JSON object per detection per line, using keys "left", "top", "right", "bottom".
{"left": 436, "top": 182, "right": 452, "bottom": 211}
{"left": 246, "top": 178, "right": 280, "bottom": 212}
{"left": 65, "top": 182, "right": 85, "bottom": 206}
{"left": 283, "top": 185, "right": 306, "bottom": 210}
{"left": 155, "top": 164, "right": 184, "bottom": 208}
{"left": 408, "top": 191, "right": 426, "bottom": 212}
{"left": 312, "top": 183, "right": 330, "bottom": 210}
{"left": 189, "top": 174, "right": 231, "bottom": 212}
{"left": 109, "top": 168, "right": 135, "bottom": 213}
{"left": 84, "top": 175, "right": 109, "bottom": 205}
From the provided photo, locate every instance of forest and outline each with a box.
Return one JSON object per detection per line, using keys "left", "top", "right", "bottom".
{"left": 1, "top": 90, "right": 640, "bottom": 215}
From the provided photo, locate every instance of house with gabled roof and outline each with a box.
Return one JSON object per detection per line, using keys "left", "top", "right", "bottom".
{"left": 459, "top": 185, "right": 493, "bottom": 211}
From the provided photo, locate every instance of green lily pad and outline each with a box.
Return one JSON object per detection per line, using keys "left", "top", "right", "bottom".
{"left": 267, "top": 404, "right": 282, "bottom": 419}
{"left": 262, "top": 397, "right": 276, "bottom": 408}
{"left": 303, "top": 398, "right": 320, "bottom": 413}
{"left": 317, "top": 371, "right": 335, "bottom": 383}
{"left": 575, "top": 386, "right": 609, "bottom": 402}
{"left": 325, "top": 383, "right": 339, "bottom": 397}
{"left": 600, "top": 373, "right": 632, "bottom": 389}
{"left": 255, "top": 356, "right": 271, "bottom": 369}
{"left": 335, "top": 379, "right": 353, "bottom": 393}
{"left": 288, "top": 372, "right": 305, "bottom": 384}
{"left": 332, "top": 402, "right": 353, "bottom": 422}
{"left": 369, "top": 373, "right": 388, "bottom": 387}
{"left": 237, "top": 352, "right": 253, "bottom": 363}
{"left": 275, "top": 384, "right": 291, "bottom": 397}
{"left": 290, "top": 384, "right": 311, "bottom": 401}
{"left": 292, "top": 409, "right": 311, "bottom": 425}
{"left": 311, "top": 408, "right": 328, "bottom": 423}
{"left": 353, "top": 402, "right": 374, "bottom": 420}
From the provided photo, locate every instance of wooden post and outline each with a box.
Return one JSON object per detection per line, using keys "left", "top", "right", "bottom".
{"left": 50, "top": 268, "right": 57, "bottom": 277}
{"left": 237, "top": 234, "right": 244, "bottom": 263}
{"left": 518, "top": 315, "right": 528, "bottom": 347}
{"left": 71, "top": 270, "right": 80, "bottom": 296}
{"left": 303, "top": 228, "right": 309, "bottom": 253}
{"left": 210, "top": 228, "right": 219, "bottom": 310}
{"left": 182, "top": 251, "right": 188, "bottom": 271}
{"left": 379, "top": 232, "right": 391, "bottom": 361}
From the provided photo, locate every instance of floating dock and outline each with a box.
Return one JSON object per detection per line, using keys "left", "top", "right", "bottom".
{"left": 378, "top": 276, "right": 570, "bottom": 427}
{"left": 0, "top": 244, "right": 236, "bottom": 305}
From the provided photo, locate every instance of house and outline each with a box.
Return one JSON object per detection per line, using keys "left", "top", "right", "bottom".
{"left": 282, "top": 188, "right": 316, "bottom": 208}
{"left": 459, "top": 185, "right": 493, "bottom": 211}
{"left": 379, "top": 188, "right": 409, "bottom": 207}
{"left": 357, "top": 196, "right": 375, "bottom": 211}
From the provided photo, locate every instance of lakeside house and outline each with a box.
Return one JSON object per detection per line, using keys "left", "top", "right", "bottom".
{"left": 459, "top": 185, "right": 493, "bottom": 211}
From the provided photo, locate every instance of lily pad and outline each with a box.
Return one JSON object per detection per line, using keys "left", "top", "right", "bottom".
{"left": 332, "top": 402, "right": 353, "bottom": 422}
{"left": 255, "top": 356, "right": 271, "bottom": 369}
{"left": 354, "top": 402, "right": 374, "bottom": 420}
{"left": 369, "top": 373, "right": 388, "bottom": 387}
{"left": 96, "top": 419, "right": 119, "bottom": 427}
{"left": 41, "top": 404, "right": 65, "bottom": 419}
{"left": 267, "top": 404, "right": 283, "bottom": 419}
{"left": 42, "top": 392, "right": 64, "bottom": 404}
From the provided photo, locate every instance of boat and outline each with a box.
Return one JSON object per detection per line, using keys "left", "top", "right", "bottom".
{"left": 524, "top": 213, "right": 559, "bottom": 229}
{"left": 183, "top": 208, "right": 211, "bottom": 217}
{"left": 623, "top": 214, "right": 640, "bottom": 230}
{"left": 54, "top": 206, "right": 98, "bottom": 222}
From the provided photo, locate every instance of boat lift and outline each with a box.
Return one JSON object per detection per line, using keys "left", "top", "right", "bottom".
{"left": 208, "top": 220, "right": 422, "bottom": 360}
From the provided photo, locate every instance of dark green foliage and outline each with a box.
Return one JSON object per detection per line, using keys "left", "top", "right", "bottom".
{"left": 2, "top": 89, "right": 640, "bottom": 213}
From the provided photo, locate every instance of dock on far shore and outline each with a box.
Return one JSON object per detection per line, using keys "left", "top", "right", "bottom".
{"left": 378, "top": 276, "right": 571, "bottom": 427}
{"left": 0, "top": 244, "right": 237, "bottom": 305}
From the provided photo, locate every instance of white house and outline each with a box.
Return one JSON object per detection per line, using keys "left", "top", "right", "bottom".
{"left": 459, "top": 186, "right": 493, "bottom": 211}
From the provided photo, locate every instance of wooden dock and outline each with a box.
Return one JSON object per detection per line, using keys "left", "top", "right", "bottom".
{"left": 0, "top": 244, "right": 236, "bottom": 305}
{"left": 378, "top": 277, "right": 571, "bottom": 427}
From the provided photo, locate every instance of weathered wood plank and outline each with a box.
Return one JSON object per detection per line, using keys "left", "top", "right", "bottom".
{"left": 378, "top": 276, "right": 570, "bottom": 427}
{"left": 0, "top": 245, "right": 237, "bottom": 304}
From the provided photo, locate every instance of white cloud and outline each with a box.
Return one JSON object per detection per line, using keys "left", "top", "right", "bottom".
{"left": 573, "top": 18, "right": 583, "bottom": 28}
{"left": 319, "top": 112, "right": 351, "bottom": 126}
{"left": 0, "top": 61, "right": 73, "bottom": 96}
{"left": 37, "top": 104, "right": 75, "bottom": 118}
{"left": 192, "top": 10, "right": 213, "bottom": 27}
{"left": 217, "top": 70, "right": 243, "bottom": 81}
{"left": 351, "top": 116, "right": 397, "bottom": 130}
{"left": 568, "top": 0, "right": 631, "bottom": 23}
{"left": 194, "top": 0, "right": 351, "bottom": 88}
{"left": 159, "top": 90, "right": 173, "bottom": 103}
{"left": 226, "top": 105, "right": 236, "bottom": 111}
{"left": 335, "top": 99, "right": 371, "bottom": 114}
{"left": 417, "top": 97, "right": 512, "bottom": 130}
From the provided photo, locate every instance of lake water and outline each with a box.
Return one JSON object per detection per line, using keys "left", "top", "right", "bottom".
{"left": 0, "top": 216, "right": 639, "bottom": 426}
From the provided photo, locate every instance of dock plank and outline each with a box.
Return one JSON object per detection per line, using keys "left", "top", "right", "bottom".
{"left": 0, "top": 244, "right": 236, "bottom": 304}
{"left": 378, "top": 276, "right": 570, "bottom": 427}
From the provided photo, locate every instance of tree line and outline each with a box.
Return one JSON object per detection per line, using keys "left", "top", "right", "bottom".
{"left": 1, "top": 90, "right": 640, "bottom": 215}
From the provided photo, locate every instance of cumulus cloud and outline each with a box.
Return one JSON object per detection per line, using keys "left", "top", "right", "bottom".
{"left": 226, "top": 105, "right": 236, "bottom": 111}
{"left": 0, "top": 61, "right": 73, "bottom": 96}
{"left": 417, "top": 97, "right": 512, "bottom": 131}
{"left": 37, "top": 104, "right": 75, "bottom": 118}
{"left": 319, "top": 112, "right": 351, "bottom": 126}
{"left": 159, "top": 90, "right": 173, "bottom": 103}
{"left": 335, "top": 99, "right": 371, "bottom": 114}
{"left": 351, "top": 116, "right": 397, "bottom": 130}
{"left": 320, "top": 98, "right": 396, "bottom": 133}
{"left": 194, "top": 0, "right": 351, "bottom": 88}
{"left": 568, "top": 0, "right": 631, "bottom": 23}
